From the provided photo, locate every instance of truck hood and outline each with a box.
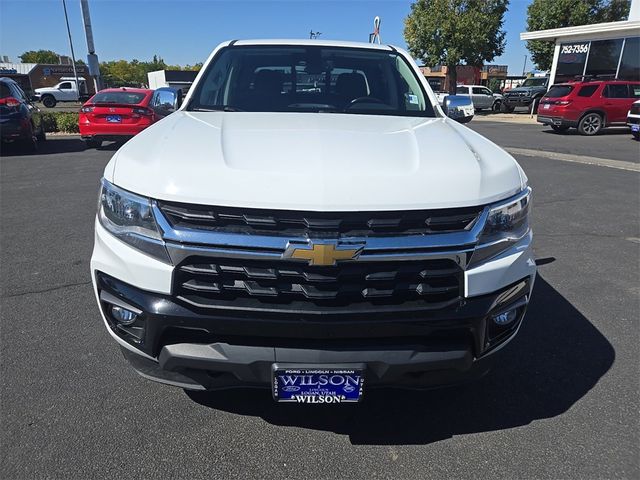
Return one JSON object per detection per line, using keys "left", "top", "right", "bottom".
{"left": 506, "top": 86, "right": 543, "bottom": 95}
{"left": 34, "top": 87, "right": 56, "bottom": 93}
{"left": 107, "top": 111, "right": 525, "bottom": 211}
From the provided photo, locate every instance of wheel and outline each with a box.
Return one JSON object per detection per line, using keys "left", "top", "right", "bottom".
{"left": 551, "top": 125, "right": 570, "bottom": 133}
{"left": 500, "top": 103, "right": 514, "bottom": 113}
{"left": 42, "top": 95, "right": 56, "bottom": 108}
{"left": 492, "top": 101, "right": 501, "bottom": 112}
{"left": 85, "top": 139, "right": 102, "bottom": 149}
{"left": 578, "top": 113, "right": 603, "bottom": 136}
{"left": 36, "top": 123, "right": 46, "bottom": 141}
{"left": 21, "top": 124, "right": 38, "bottom": 153}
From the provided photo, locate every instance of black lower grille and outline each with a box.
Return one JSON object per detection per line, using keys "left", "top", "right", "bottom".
{"left": 174, "top": 256, "right": 463, "bottom": 308}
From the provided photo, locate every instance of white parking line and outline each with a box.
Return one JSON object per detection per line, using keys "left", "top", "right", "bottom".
{"left": 506, "top": 147, "right": 640, "bottom": 172}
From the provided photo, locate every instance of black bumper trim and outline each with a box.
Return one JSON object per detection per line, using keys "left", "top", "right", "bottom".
{"left": 97, "top": 272, "right": 530, "bottom": 390}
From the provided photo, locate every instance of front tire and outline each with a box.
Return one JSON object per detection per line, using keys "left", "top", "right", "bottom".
{"left": 492, "top": 101, "right": 501, "bottom": 112}
{"left": 42, "top": 95, "right": 56, "bottom": 108}
{"left": 578, "top": 113, "right": 603, "bottom": 136}
{"left": 500, "top": 103, "right": 514, "bottom": 113}
{"left": 551, "top": 125, "right": 570, "bottom": 133}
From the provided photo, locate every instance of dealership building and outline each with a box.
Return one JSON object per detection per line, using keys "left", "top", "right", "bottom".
{"left": 520, "top": 2, "right": 639, "bottom": 85}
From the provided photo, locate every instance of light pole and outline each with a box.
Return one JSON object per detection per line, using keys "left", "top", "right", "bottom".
{"left": 80, "top": 0, "right": 102, "bottom": 92}
{"left": 62, "top": 0, "right": 80, "bottom": 101}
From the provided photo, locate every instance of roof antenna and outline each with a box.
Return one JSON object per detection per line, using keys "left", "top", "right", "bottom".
{"left": 369, "top": 16, "right": 381, "bottom": 44}
{"left": 309, "top": 30, "right": 322, "bottom": 40}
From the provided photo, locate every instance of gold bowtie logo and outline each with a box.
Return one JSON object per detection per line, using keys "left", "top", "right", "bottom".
{"left": 285, "top": 242, "right": 363, "bottom": 266}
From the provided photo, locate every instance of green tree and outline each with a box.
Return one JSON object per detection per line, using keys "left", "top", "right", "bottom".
{"left": 404, "top": 0, "right": 509, "bottom": 93}
{"left": 19, "top": 49, "right": 61, "bottom": 64}
{"left": 526, "top": 0, "right": 630, "bottom": 70}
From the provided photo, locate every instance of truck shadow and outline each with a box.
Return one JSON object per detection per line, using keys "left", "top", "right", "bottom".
{"left": 186, "top": 275, "right": 614, "bottom": 445}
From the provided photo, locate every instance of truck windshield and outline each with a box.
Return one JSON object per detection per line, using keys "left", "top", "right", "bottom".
{"left": 187, "top": 45, "right": 435, "bottom": 117}
{"left": 522, "top": 78, "right": 547, "bottom": 87}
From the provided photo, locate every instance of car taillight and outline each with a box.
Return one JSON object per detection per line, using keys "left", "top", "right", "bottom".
{"left": 132, "top": 107, "right": 152, "bottom": 116}
{"left": 81, "top": 106, "right": 94, "bottom": 113}
{"left": 0, "top": 96, "right": 21, "bottom": 108}
{"left": 555, "top": 100, "right": 571, "bottom": 106}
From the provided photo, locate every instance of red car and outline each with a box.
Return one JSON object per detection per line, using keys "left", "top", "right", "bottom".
{"left": 537, "top": 80, "right": 640, "bottom": 136}
{"left": 79, "top": 87, "right": 175, "bottom": 148}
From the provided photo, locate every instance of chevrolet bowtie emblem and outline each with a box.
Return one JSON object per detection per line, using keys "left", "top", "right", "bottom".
{"left": 284, "top": 242, "right": 363, "bottom": 266}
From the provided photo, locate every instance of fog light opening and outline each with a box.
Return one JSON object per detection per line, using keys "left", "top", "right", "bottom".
{"left": 111, "top": 305, "right": 138, "bottom": 326}
{"left": 492, "top": 308, "right": 518, "bottom": 326}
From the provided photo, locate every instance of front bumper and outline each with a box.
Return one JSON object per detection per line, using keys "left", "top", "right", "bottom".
{"left": 91, "top": 219, "right": 536, "bottom": 391}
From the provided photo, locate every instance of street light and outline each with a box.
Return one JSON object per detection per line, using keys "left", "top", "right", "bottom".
{"left": 61, "top": 0, "right": 80, "bottom": 101}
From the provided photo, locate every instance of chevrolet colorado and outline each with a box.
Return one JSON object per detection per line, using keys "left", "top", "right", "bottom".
{"left": 91, "top": 40, "right": 536, "bottom": 403}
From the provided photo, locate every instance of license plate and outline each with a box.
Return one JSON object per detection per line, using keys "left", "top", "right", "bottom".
{"left": 632, "top": 124, "right": 640, "bottom": 132}
{"left": 272, "top": 366, "right": 364, "bottom": 403}
{"left": 543, "top": 104, "right": 550, "bottom": 109}
{"left": 106, "top": 115, "right": 121, "bottom": 123}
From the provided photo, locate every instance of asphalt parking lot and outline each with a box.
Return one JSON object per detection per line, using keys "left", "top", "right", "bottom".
{"left": 1, "top": 122, "right": 639, "bottom": 479}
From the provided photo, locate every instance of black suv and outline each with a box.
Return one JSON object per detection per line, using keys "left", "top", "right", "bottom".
{"left": 502, "top": 77, "right": 549, "bottom": 113}
{"left": 1, "top": 77, "right": 45, "bottom": 152}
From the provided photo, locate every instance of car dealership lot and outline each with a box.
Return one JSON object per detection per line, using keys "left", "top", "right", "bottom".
{"left": 1, "top": 125, "right": 638, "bottom": 479}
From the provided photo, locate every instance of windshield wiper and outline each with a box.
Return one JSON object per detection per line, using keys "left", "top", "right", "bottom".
{"left": 190, "top": 105, "right": 244, "bottom": 112}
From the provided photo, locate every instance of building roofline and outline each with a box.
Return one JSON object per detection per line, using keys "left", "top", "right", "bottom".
{"left": 520, "top": 20, "right": 640, "bottom": 41}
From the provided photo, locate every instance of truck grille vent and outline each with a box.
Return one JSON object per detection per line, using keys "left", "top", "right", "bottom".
{"left": 158, "top": 202, "right": 482, "bottom": 237}
{"left": 174, "top": 256, "right": 463, "bottom": 308}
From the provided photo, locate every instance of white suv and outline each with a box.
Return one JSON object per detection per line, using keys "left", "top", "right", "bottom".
{"left": 91, "top": 40, "right": 535, "bottom": 403}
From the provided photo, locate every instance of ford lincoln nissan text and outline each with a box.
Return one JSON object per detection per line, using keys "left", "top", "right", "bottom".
{"left": 91, "top": 40, "right": 536, "bottom": 403}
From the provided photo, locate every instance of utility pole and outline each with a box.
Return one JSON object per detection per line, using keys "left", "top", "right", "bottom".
{"left": 62, "top": 0, "right": 80, "bottom": 101}
{"left": 522, "top": 55, "right": 527, "bottom": 76}
{"left": 80, "top": 0, "right": 102, "bottom": 91}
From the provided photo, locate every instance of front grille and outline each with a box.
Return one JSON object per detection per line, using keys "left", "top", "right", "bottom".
{"left": 174, "top": 256, "right": 463, "bottom": 308}
{"left": 628, "top": 117, "right": 639, "bottom": 124}
{"left": 158, "top": 202, "right": 482, "bottom": 237}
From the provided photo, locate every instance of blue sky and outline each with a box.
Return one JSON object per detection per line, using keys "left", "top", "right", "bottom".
{"left": 0, "top": 0, "right": 534, "bottom": 74}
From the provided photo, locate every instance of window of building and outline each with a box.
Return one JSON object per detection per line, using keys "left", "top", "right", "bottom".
{"left": 585, "top": 39, "right": 624, "bottom": 78}
{"left": 555, "top": 42, "right": 589, "bottom": 83}
{"left": 619, "top": 37, "right": 640, "bottom": 81}
{"left": 577, "top": 85, "right": 599, "bottom": 97}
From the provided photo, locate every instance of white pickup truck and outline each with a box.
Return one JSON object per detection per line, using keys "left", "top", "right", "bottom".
{"left": 91, "top": 39, "right": 535, "bottom": 403}
{"left": 34, "top": 77, "right": 90, "bottom": 108}
{"left": 438, "top": 85, "right": 503, "bottom": 112}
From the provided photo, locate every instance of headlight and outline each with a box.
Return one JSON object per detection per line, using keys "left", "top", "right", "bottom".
{"left": 470, "top": 187, "right": 531, "bottom": 266}
{"left": 98, "top": 178, "right": 170, "bottom": 262}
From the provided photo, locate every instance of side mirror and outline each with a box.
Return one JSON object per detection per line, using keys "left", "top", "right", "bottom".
{"left": 443, "top": 95, "right": 474, "bottom": 123}
{"left": 152, "top": 87, "right": 183, "bottom": 117}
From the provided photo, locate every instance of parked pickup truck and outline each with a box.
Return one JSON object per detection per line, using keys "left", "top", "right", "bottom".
{"left": 444, "top": 85, "right": 503, "bottom": 112}
{"left": 502, "top": 77, "right": 549, "bottom": 113}
{"left": 34, "top": 77, "right": 90, "bottom": 108}
{"left": 91, "top": 39, "right": 536, "bottom": 403}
